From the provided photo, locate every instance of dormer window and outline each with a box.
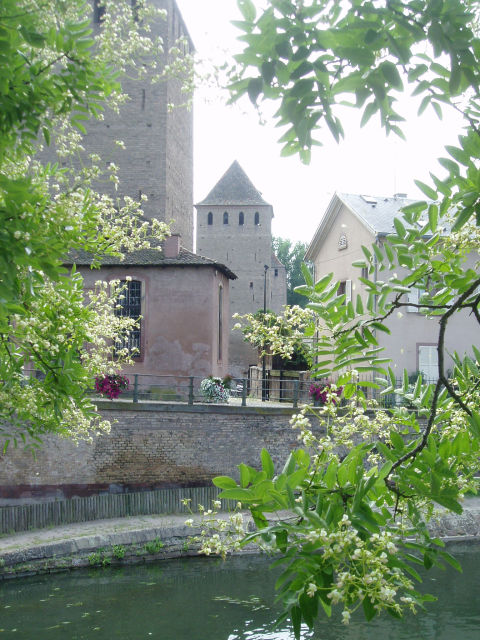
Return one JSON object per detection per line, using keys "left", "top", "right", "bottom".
{"left": 254, "top": 212, "right": 260, "bottom": 225}
{"left": 223, "top": 211, "right": 229, "bottom": 225}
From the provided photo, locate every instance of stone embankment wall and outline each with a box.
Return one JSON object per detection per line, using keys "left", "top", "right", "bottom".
{"left": 0, "top": 402, "right": 315, "bottom": 504}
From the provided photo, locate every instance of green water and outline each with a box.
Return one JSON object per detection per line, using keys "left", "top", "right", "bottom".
{"left": 0, "top": 549, "right": 479, "bottom": 639}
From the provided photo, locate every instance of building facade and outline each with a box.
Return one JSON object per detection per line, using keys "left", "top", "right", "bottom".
{"left": 196, "top": 161, "right": 287, "bottom": 378}
{"left": 305, "top": 193, "right": 479, "bottom": 380}
{"left": 44, "top": 0, "right": 194, "bottom": 249}
{"left": 67, "top": 235, "right": 236, "bottom": 383}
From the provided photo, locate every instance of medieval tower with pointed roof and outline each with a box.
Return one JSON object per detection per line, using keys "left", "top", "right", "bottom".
{"left": 196, "top": 161, "right": 287, "bottom": 378}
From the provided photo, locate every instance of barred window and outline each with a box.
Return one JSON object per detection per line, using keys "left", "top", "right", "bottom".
{"left": 115, "top": 280, "right": 141, "bottom": 356}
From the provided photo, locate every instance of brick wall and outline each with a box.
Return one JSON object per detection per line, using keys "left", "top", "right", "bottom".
{"left": 40, "top": 0, "right": 194, "bottom": 249}
{"left": 0, "top": 403, "right": 323, "bottom": 505}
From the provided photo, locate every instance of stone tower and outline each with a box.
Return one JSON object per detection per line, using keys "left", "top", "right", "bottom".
{"left": 44, "top": 0, "right": 194, "bottom": 249}
{"left": 196, "top": 161, "right": 287, "bottom": 378}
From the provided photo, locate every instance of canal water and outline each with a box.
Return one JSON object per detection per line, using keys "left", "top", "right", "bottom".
{"left": 0, "top": 548, "right": 479, "bottom": 639}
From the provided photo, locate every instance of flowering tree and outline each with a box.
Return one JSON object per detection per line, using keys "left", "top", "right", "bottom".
{"left": 233, "top": 306, "right": 315, "bottom": 361}
{"left": 0, "top": 0, "right": 192, "bottom": 448}
{"left": 188, "top": 0, "right": 480, "bottom": 636}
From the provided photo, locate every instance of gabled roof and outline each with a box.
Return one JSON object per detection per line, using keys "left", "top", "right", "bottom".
{"left": 65, "top": 245, "right": 237, "bottom": 280}
{"left": 196, "top": 160, "right": 270, "bottom": 207}
{"left": 305, "top": 192, "right": 418, "bottom": 261}
{"left": 338, "top": 193, "right": 417, "bottom": 235}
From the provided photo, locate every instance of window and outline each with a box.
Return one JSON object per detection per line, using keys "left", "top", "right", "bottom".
{"left": 418, "top": 345, "right": 438, "bottom": 381}
{"left": 337, "top": 280, "right": 352, "bottom": 303}
{"left": 93, "top": 0, "right": 105, "bottom": 23}
{"left": 115, "top": 280, "right": 141, "bottom": 356}
{"left": 407, "top": 287, "right": 421, "bottom": 312}
{"left": 207, "top": 212, "right": 213, "bottom": 226}
{"left": 254, "top": 212, "right": 260, "bottom": 226}
{"left": 218, "top": 285, "right": 223, "bottom": 361}
{"left": 239, "top": 211, "right": 244, "bottom": 225}
{"left": 223, "top": 211, "right": 229, "bottom": 225}
{"left": 361, "top": 267, "right": 369, "bottom": 280}
{"left": 274, "top": 268, "right": 278, "bottom": 277}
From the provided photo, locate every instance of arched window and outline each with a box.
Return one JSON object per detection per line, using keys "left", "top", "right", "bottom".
{"left": 207, "top": 212, "right": 213, "bottom": 225}
{"left": 239, "top": 211, "right": 244, "bottom": 225}
{"left": 223, "top": 211, "right": 229, "bottom": 225}
{"left": 115, "top": 280, "right": 141, "bottom": 356}
{"left": 254, "top": 211, "right": 260, "bottom": 225}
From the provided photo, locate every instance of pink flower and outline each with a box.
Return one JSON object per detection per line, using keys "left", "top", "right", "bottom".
{"left": 95, "top": 374, "right": 129, "bottom": 399}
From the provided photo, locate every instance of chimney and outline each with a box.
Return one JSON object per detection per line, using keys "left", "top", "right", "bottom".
{"left": 394, "top": 192, "right": 407, "bottom": 199}
{"left": 163, "top": 234, "right": 181, "bottom": 258}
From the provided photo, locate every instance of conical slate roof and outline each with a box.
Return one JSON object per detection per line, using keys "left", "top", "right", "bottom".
{"left": 196, "top": 160, "right": 270, "bottom": 206}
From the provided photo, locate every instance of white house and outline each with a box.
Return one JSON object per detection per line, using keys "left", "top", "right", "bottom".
{"left": 305, "top": 193, "right": 479, "bottom": 380}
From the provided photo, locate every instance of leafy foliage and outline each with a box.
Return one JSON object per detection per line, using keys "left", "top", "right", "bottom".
{"left": 272, "top": 237, "right": 311, "bottom": 307}
{"left": 234, "top": 306, "right": 315, "bottom": 363}
{"left": 197, "top": 0, "right": 480, "bottom": 635}
{"left": 0, "top": 0, "right": 191, "bottom": 447}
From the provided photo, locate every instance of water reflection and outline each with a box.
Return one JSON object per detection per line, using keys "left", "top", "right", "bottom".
{"left": 0, "top": 548, "right": 479, "bottom": 639}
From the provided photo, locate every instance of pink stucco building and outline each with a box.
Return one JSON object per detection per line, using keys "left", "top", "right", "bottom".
{"left": 67, "top": 235, "right": 236, "bottom": 382}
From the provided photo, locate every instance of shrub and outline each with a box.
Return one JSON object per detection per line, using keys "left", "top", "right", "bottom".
{"left": 200, "top": 376, "right": 229, "bottom": 403}
{"left": 95, "top": 374, "right": 129, "bottom": 399}
{"left": 309, "top": 382, "right": 342, "bottom": 405}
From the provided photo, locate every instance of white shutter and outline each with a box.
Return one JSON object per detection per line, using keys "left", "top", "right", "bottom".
{"left": 407, "top": 287, "right": 420, "bottom": 312}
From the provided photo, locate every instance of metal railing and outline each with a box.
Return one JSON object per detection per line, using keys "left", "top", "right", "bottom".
{"left": 90, "top": 374, "right": 305, "bottom": 408}
{"left": 89, "top": 373, "right": 440, "bottom": 410}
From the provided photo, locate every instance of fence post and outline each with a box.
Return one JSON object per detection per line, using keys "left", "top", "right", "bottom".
{"left": 188, "top": 376, "right": 194, "bottom": 405}
{"left": 293, "top": 379, "right": 299, "bottom": 408}
{"left": 241, "top": 378, "right": 247, "bottom": 407}
{"left": 133, "top": 374, "right": 139, "bottom": 403}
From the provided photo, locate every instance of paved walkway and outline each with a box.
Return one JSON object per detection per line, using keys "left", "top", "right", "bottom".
{"left": 0, "top": 513, "right": 195, "bottom": 556}
{"left": 1, "top": 497, "right": 480, "bottom": 559}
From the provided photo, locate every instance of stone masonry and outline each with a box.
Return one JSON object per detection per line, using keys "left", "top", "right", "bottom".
{"left": 196, "top": 161, "right": 287, "bottom": 377}
{"left": 0, "top": 403, "right": 313, "bottom": 504}
{"left": 41, "top": 0, "right": 194, "bottom": 249}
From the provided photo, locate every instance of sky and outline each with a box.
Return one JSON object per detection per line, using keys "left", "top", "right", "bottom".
{"left": 175, "top": 0, "right": 464, "bottom": 245}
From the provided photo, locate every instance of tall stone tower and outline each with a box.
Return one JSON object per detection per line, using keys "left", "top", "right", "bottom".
{"left": 44, "top": 0, "right": 194, "bottom": 249}
{"left": 196, "top": 161, "right": 287, "bottom": 378}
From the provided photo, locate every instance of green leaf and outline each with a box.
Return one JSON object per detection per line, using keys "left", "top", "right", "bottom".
{"left": 445, "top": 145, "right": 471, "bottom": 167}
{"left": 428, "top": 204, "right": 438, "bottom": 231}
{"left": 467, "top": 411, "right": 480, "bottom": 439}
{"left": 218, "top": 487, "right": 255, "bottom": 502}
{"left": 393, "top": 217, "right": 406, "bottom": 238}
{"left": 212, "top": 476, "right": 237, "bottom": 489}
{"left": 237, "top": 0, "right": 256, "bottom": 22}
{"left": 291, "top": 605, "right": 302, "bottom": 640}
{"left": 261, "top": 448, "right": 275, "bottom": 479}
{"left": 239, "top": 463, "right": 251, "bottom": 488}
{"left": 362, "top": 595, "right": 377, "bottom": 621}
{"left": 247, "top": 77, "right": 263, "bottom": 104}
{"left": 414, "top": 180, "right": 437, "bottom": 200}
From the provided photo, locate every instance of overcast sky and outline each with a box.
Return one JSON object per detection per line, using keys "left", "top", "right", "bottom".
{"left": 176, "top": 0, "right": 464, "bottom": 245}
